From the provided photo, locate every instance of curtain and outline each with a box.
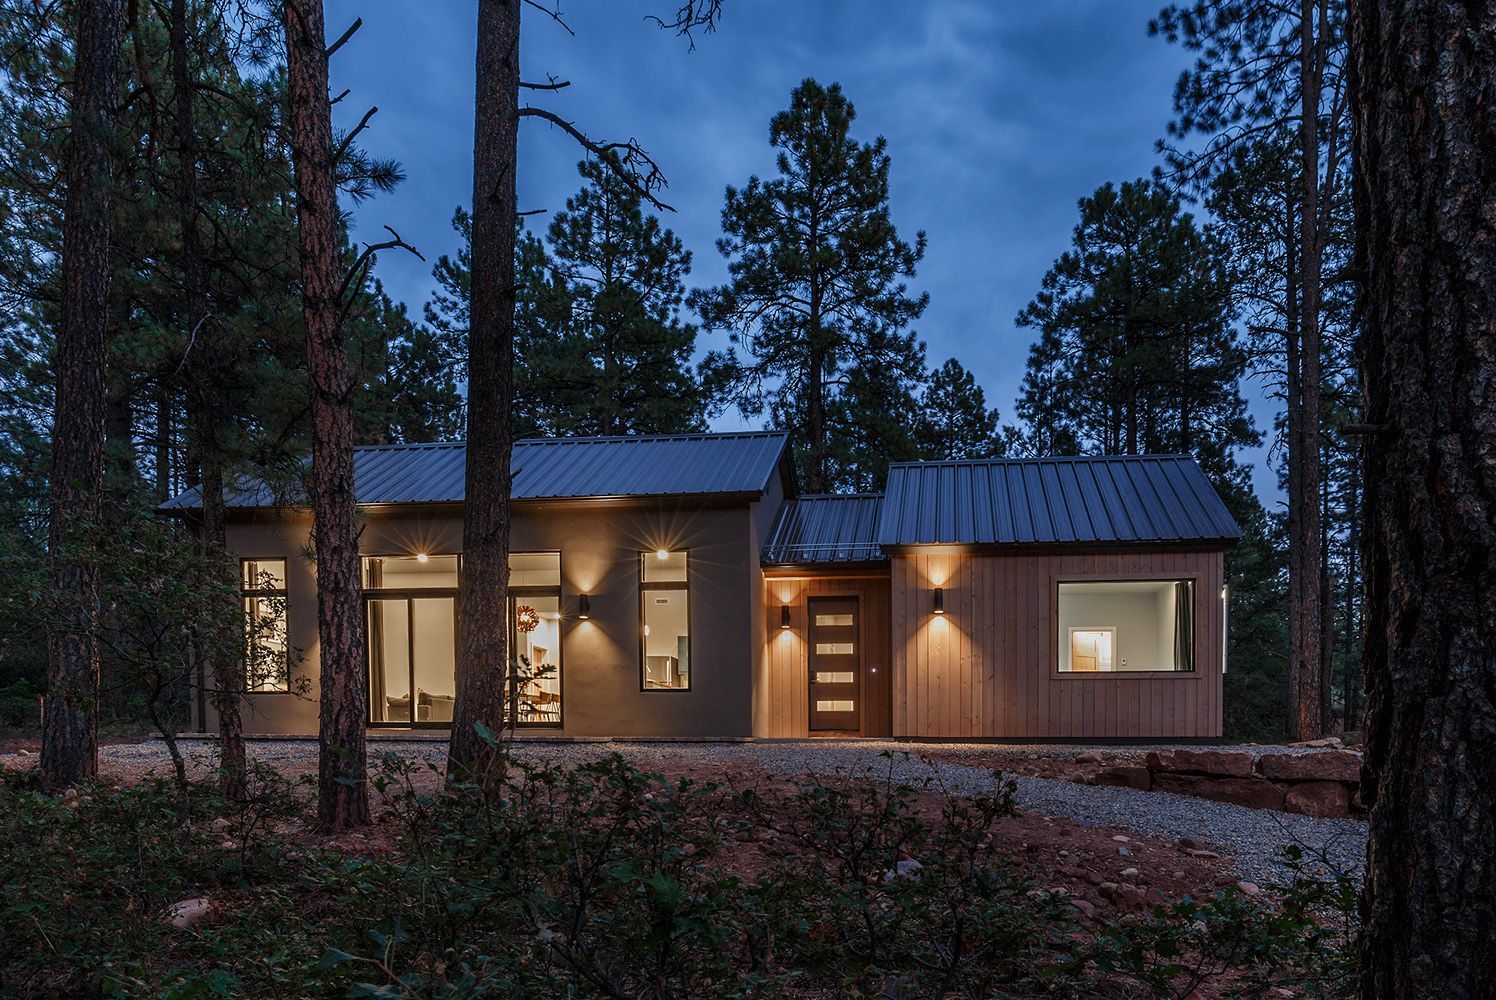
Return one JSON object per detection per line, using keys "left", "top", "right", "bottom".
{"left": 1174, "top": 580, "right": 1196, "bottom": 671}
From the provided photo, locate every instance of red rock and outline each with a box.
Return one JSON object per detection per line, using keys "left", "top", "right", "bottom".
{"left": 1075, "top": 750, "right": 1104, "bottom": 764}
{"left": 1152, "top": 771, "right": 1286, "bottom": 810}
{"left": 1146, "top": 748, "right": 1256, "bottom": 777}
{"left": 1284, "top": 780, "right": 1352, "bottom": 818}
{"left": 1093, "top": 765, "right": 1152, "bottom": 791}
{"left": 1257, "top": 750, "right": 1362, "bottom": 784}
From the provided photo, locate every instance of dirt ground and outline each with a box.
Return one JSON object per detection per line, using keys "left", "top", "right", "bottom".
{"left": 18, "top": 739, "right": 1252, "bottom": 932}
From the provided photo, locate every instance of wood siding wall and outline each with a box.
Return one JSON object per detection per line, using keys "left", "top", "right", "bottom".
{"left": 760, "top": 575, "right": 892, "bottom": 738}
{"left": 890, "top": 549, "right": 1224, "bottom": 739}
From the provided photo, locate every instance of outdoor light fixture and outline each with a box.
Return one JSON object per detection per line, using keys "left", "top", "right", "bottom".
{"left": 933, "top": 587, "right": 945, "bottom": 615}
{"left": 780, "top": 605, "right": 791, "bottom": 629}
{"left": 656, "top": 548, "right": 670, "bottom": 561}
{"left": 578, "top": 594, "right": 590, "bottom": 620}
{"left": 416, "top": 552, "right": 429, "bottom": 563}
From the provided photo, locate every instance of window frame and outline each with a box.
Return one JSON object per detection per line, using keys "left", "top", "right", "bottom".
{"left": 639, "top": 550, "right": 691, "bottom": 692}
{"left": 240, "top": 558, "right": 290, "bottom": 694}
{"left": 508, "top": 550, "right": 564, "bottom": 728}
{"left": 1052, "top": 575, "right": 1201, "bottom": 679}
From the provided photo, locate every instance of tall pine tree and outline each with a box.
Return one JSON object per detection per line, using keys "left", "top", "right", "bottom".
{"left": 694, "top": 79, "right": 927, "bottom": 493}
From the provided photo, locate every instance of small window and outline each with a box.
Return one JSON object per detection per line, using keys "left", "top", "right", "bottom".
{"left": 510, "top": 551, "right": 561, "bottom": 588}
{"left": 815, "top": 613, "right": 854, "bottom": 626}
{"left": 815, "top": 671, "right": 855, "bottom": 684}
{"left": 816, "top": 700, "right": 855, "bottom": 713}
{"left": 1057, "top": 580, "right": 1196, "bottom": 673}
{"left": 362, "top": 554, "right": 458, "bottom": 589}
{"left": 242, "top": 559, "right": 288, "bottom": 692}
{"left": 641, "top": 551, "right": 689, "bottom": 690}
{"left": 815, "top": 642, "right": 855, "bottom": 655}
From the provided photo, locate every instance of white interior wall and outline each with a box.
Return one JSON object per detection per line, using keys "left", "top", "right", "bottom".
{"left": 1057, "top": 585, "right": 1172, "bottom": 671}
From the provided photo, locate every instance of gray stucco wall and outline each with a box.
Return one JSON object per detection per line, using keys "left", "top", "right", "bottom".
{"left": 208, "top": 496, "right": 769, "bottom": 738}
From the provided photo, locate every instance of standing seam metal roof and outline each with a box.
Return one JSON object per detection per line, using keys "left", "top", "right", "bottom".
{"left": 159, "top": 431, "right": 791, "bottom": 509}
{"left": 762, "top": 494, "right": 884, "bottom": 564}
{"left": 876, "top": 454, "right": 1241, "bottom": 547}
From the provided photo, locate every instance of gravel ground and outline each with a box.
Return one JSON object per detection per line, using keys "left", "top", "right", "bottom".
{"left": 75, "top": 738, "right": 1366, "bottom": 886}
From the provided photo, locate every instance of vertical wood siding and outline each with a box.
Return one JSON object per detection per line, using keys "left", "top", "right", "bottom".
{"left": 890, "top": 549, "right": 1224, "bottom": 739}
{"left": 760, "top": 575, "right": 892, "bottom": 738}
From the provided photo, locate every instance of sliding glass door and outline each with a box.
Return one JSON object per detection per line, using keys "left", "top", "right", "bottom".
{"left": 366, "top": 593, "right": 458, "bottom": 726}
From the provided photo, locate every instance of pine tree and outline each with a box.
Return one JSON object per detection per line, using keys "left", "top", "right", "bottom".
{"left": 529, "top": 156, "right": 703, "bottom": 436}
{"left": 914, "top": 358, "right": 1004, "bottom": 462}
{"left": 694, "top": 79, "right": 928, "bottom": 493}
{"left": 1014, "top": 180, "right": 1256, "bottom": 485}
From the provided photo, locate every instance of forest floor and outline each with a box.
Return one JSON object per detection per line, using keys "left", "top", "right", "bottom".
{"left": 1, "top": 736, "right": 1365, "bottom": 905}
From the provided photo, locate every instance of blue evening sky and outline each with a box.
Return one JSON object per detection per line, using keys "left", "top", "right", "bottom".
{"left": 325, "top": 1, "right": 1279, "bottom": 501}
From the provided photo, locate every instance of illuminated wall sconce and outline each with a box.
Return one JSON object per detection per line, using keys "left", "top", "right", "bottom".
{"left": 578, "top": 593, "right": 590, "bottom": 620}
{"left": 933, "top": 587, "right": 945, "bottom": 615}
{"left": 416, "top": 552, "right": 429, "bottom": 563}
{"left": 780, "top": 605, "right": 791, "bottom": 629}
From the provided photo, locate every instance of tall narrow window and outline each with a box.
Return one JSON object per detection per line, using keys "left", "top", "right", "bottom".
{"left": 508, "top": 552, "right": 563, "bottom": 726}
{"left": 241, "top": 559, "right": 289, "bottom": 692}
{"left": 641, "top": 550, "right": 689, "bottom": 690}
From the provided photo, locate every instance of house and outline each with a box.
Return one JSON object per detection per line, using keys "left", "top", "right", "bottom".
{"left": 161, "top": 431, "right": 1240, "bottom": 741}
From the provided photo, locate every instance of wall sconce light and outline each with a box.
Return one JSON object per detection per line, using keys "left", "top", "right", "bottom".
{"left": 416, "top": 552, "right": 429, "bottom": 563}
{"left": 780, "top": 605, "right": 791, "bottom": 629}
{"left": 933, "top": 587, "right": 945, "bottom": 615}
{"left": 578, "top": 593, "right": 590, "bottom": 620}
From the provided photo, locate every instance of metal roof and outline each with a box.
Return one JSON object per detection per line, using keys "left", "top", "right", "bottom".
{"left": 160, "top": 431, "right": 791, "bottom": 510}
{"left": 762, "top": 494, "right": 885, "bottom": 564}
{"left": 876, "top": 454, "right": 1241, "bottom": 547}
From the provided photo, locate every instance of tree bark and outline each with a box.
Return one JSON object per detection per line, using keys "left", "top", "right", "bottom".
{"left": 1351, "top": 1, "right": 1496, "bottom": 995}
{"left": 1291, "top": 0, "right": 1325, "bottom": 742}
{"left": 170, "top": 0, "right": 245, "bottom": 798}
{"left": 284, "top": 0, "right": 368, "bottom": 826}
{"left": 450, "top": 0, "right": 520, "bottom": 777}
{"left": 41, "top": 0, "right": 128, "bottom": 792}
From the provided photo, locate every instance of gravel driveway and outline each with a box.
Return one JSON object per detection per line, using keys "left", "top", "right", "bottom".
{"left": 79, "top": 738, "right": 1366, "bottom": 886}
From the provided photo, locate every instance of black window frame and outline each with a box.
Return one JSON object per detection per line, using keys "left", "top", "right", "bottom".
{"left": 639, "top": 550, "right": 691, "bottom": 692}
{"left": 507, "top": 550, "right": 564, "bottom": 728}
{"left": 240, "top": 558, "right": 290, "bottom": 693}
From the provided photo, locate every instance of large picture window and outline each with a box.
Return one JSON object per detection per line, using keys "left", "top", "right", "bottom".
{"left": 241, "top": 559, "right": 289, "bottom": 692}
{"left": 363, "top": 554, "right": 459, "bottom": 725}
{"left": 508, "top": 552, "right": 562, "bottom": 726}
{"left": 1057, "top": 580, "right": 1195, "bottom": 673}
{"left": 641, "top": 550, "right": 690, "bottom": 690}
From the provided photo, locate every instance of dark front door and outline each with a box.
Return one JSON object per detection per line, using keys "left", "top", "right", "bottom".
{"left": 808, "top": 597, "right": 861, "bottom": 732}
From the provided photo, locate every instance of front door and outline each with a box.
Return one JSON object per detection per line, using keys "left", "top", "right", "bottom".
{"left": 808, "top": 596, "right": 861, "bottom": 732}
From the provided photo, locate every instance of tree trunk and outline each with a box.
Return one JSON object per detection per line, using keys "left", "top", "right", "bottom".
{"left": 1292, "top": 0, "right": 1325, "bottom": 742}
{"left": 1343, "top": 452, "right": 1360, "bottom": 730}
{"left": 284, "top": 0, "right": 368, "bottom": 827}
{"left": 170, "top": 0, "right": 245, "bottom": 798}
{"left": 1320, "top": 439, "right": 1335, "bottom": 734}
{"left": 1351, "top": 1, "right": 1496, "bottom": 995}
{"left": 1284, "top": 191, "right": 1303, "bottom": 739}
{"left": 41, "top": 0, "right": 128, "bottom": 792}
{"left": 450, "top": 0, "right": 520, "bottom": 777}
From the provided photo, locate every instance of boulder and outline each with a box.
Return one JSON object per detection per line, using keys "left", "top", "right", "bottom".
{"left": 1153, "top": 772, "right": 1286, "bottom": 810}
{"left": 1075, "top": 750, "right": 1104, "bottom": 764}
{"left": 1257, "top": 750, "right": 1362, "bottom": 784}
{"left": 166, "top": 897, "right": 213, "bottom": 929}
{"left": 1146, "top": 748, "right": 1256, "bottom": 778}
{"left": 1283, "top": 781, "right": 1352, "bottom": 818}
{"left": 1092, "top": 765, "right": 1152, "bottom": 791}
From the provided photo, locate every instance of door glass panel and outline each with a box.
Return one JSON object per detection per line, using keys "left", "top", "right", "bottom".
{"left": 816, "top": 700, "right": 854, "bottom": 712}
{"left": 815, "top": 671, "right": 854, "bottom": 684}
{"left": 512, "top": 595, "right": 562, "bottom": 724}
{"left": 368, "top": 599, "right": 411, "bottom": 722}
{"left": 410, "top": 598, "right": 456, "bottom": 722}
{"left": 815, "top": 642, "right": 854, "bottom": 655}
{"left": 814, "top": 613, "right": 854, "bottom": 626}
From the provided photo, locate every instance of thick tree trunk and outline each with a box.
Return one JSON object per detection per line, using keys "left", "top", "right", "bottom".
{"left": 284, "top": 0, "right": 368, "bottom": 826}
{"left": 170, "top": 0, "right": 245, "bottom": 798}
{"left": 450, "top": 0, "right": 520, "bottom": 777}
{"left": 1291, "top": 0, "right": 1325, "bottom": 741}
{"left": 1351, "top": 1, "right": 1496, "bottom": 995}
{"left": 41, "top": 0, "right": 127, "bottom": 792}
